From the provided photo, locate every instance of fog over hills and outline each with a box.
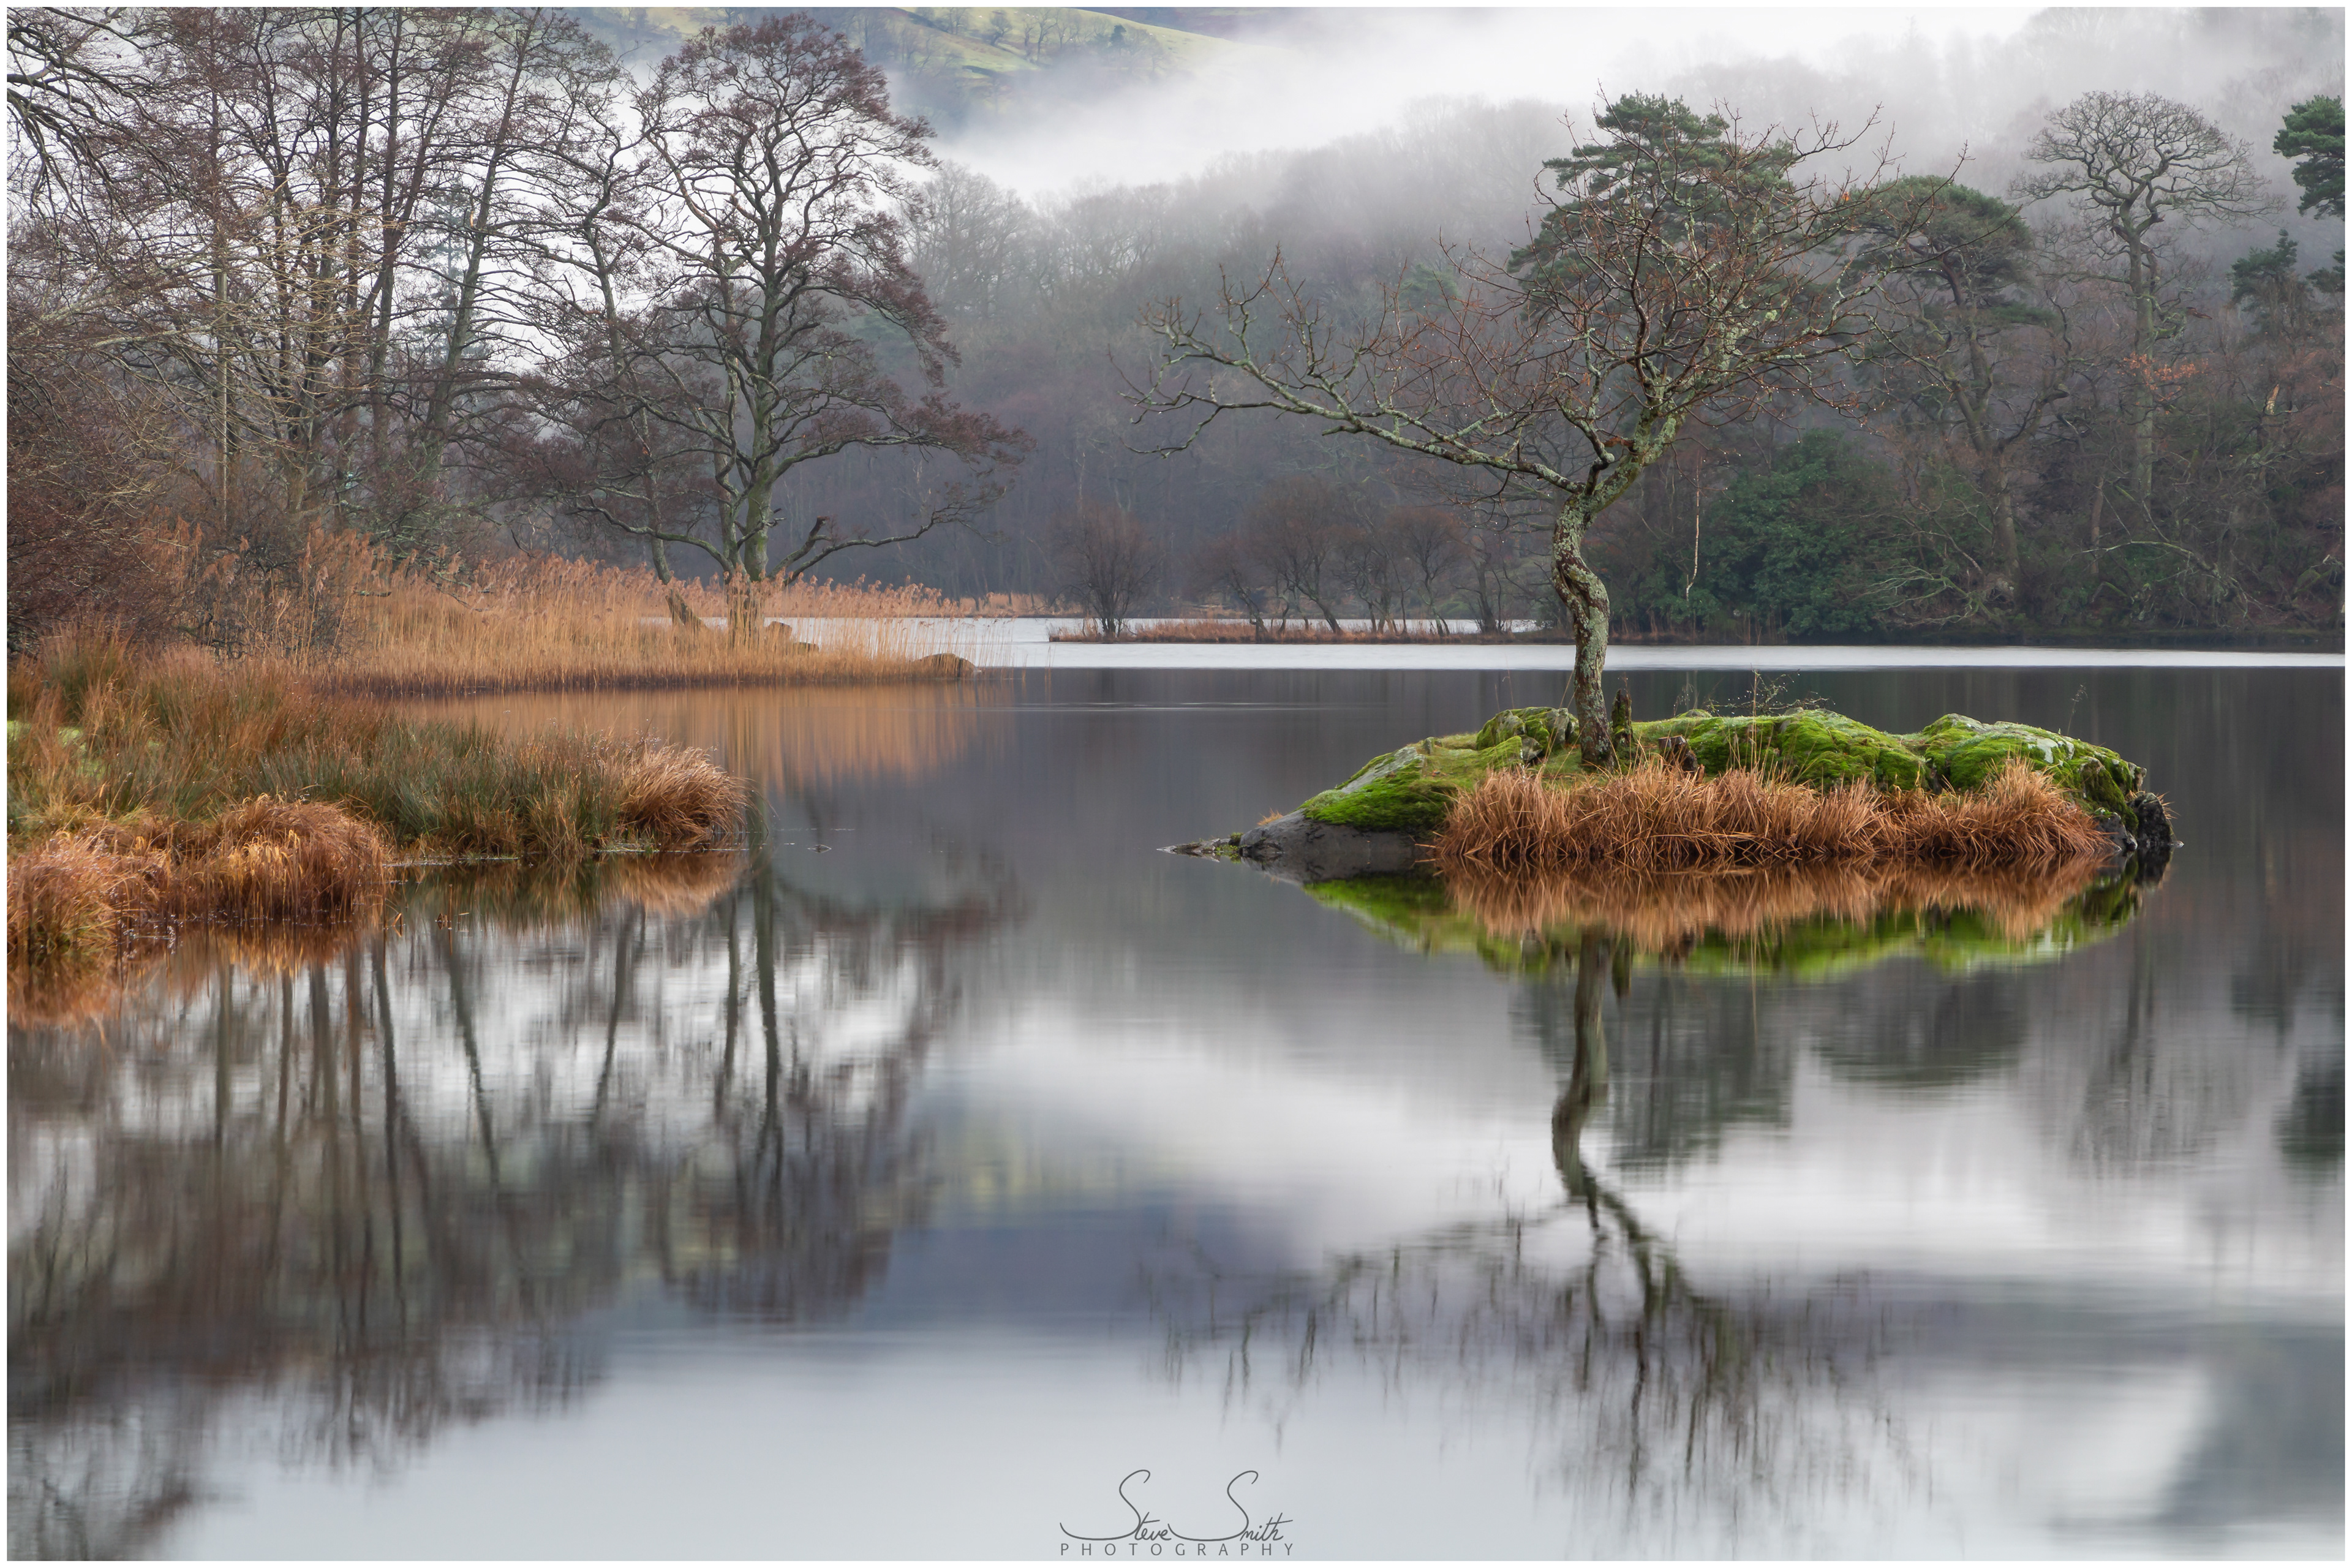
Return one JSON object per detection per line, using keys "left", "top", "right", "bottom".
{"left": 584, "top": 7, "right": 2343, "bottom": 265}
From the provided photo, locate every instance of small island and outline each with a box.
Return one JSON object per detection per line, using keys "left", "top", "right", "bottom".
{"left": 1182, "top": 698, "right": 2174, "bottom": 885}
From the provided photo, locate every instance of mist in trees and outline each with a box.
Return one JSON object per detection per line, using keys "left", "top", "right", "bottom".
{"left": 7, "top": 8, "right": 2341, "bottom": 649}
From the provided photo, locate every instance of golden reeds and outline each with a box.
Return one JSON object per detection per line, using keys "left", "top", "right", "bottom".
{"left": 314, "top": 553, "right": 991, "bottom": 695}
{"left": 403, "top": 684, "right": 981, "bottom": 790}
{"left": 1433, "top": 756, "right": 2114, "bottom": 878}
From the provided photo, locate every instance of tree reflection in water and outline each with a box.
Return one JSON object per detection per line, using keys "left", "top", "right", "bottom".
{"left": 1144, "top": 865, "right": 2173, "bottom": 1550}
{"left": 7, "top": 849, "right": 1011, "bottom": 1558}
{"left": 1144, "top": 926, "right": 1904, "bottom": 1551}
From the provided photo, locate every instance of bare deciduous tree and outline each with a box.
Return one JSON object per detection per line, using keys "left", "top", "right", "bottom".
{"left": 613, "top": 17, "right": 1028, "bottom": 589}
{"left": 1387, "top": 503, "right": 1468, "bottom": 628}
{"left": 2013, "top": 91, "right": 2275, "bottom": 512}
{"left": 1133, "top": 96, "right": 1915, "bottom": 761}
{"left": 1245, "top": 475, "right": 1357, "bottom": 632}
{"left": 1049, "top": 500, "right": 1159, "bottom": 638}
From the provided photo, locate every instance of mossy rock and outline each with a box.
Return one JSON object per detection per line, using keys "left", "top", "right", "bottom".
{"left": 1640, "top": 710, "right": 1927, "bottom": 791}
{"left": 1909, "top": 714, "right": 2143, "bottom": 817}
{"left": 1300, "top": 733, "right": 1546, "bottom": 835}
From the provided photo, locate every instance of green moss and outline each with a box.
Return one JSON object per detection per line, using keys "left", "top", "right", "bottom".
{"left": 1910, "top": 713, "right": 2141, "bottom": 797}
{"left": 1300, "top": 731, "right": 1551, "bottom": 835}
{"left": 1640, "top": 710, "right": 1925, "bottom": 790}
{"left": 1298, "top": 768, "right": 1457, "bottom": 834}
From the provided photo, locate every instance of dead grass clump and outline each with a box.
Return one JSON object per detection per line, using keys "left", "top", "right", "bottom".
{"left": 1435, "top": 756, "right": 2111, "bottom": 876}
{"left": 1869, "top": 760, "right": 2117, "bottom": 866}
{"left": 8, "top": 799, "right": 391, "bottom": 1019}
{"left": 152, "top": 797, "right": 393, "bottom": 922}
{"left": 612, "top": 741, "right": 745, "bottom": 852}
{"left": 7, "top": 834, "right": 155, "bottom": 972}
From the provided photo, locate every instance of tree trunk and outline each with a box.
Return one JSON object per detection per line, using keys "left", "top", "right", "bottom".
{"left": 2127, "top": 241, "right": 2159, "bottom": 512}
{"left": 1988, "top": 461, "right": 2022, "bottom": 601}
{"left": 1554, "top": 526, "right": 1613, "bottom": 767}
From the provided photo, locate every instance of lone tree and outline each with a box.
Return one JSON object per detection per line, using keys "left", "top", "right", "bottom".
{"left": 2013, "top": 91, "right": 2275, "bottom": 513}
{"left": 1048, "top": 500, "right": 1160, "bottom": 639}
{"left": 1131, "top": 96, "right": 1910, "bottom": 764}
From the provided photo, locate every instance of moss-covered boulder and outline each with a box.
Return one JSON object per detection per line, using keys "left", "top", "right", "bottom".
{"left": 1295, "top": 731, "right": 1564, "bottom": 835}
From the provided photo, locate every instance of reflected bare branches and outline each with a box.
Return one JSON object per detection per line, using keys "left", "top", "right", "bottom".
{"left": 1145, "top": 932, "right": 1901, "bottom": 1549}
{"left": 7, "top": 848, "right": 1014, "bottom": 1556}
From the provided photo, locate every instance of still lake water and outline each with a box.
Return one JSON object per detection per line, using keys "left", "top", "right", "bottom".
{"left": 9, "top": 656, "right": 2342, "bottom": 1559}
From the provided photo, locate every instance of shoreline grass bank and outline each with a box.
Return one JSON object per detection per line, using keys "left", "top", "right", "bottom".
{"left": 312, "top": 555, "right": 986, "bottom": 696}
{"left": 7, "top": 635, "right": 746, "bottom": 987}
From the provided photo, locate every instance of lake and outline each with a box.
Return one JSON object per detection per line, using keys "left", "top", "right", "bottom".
{"left": 8, "top": 655, "right": 2342, "bottom": 1559}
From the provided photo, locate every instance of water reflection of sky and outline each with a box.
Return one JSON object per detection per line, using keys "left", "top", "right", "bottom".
{"left": 9, "top": 666, "right": 2340, "bottom": 1559}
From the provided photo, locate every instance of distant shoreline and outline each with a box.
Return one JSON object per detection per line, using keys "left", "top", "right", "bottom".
{"left": 1044, "top": 620, "right": 2344, "bottom": 655}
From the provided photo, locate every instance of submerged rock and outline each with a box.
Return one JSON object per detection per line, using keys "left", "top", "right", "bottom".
{"left": 1235, "top": 812, "right": 1424, "bottom": 880}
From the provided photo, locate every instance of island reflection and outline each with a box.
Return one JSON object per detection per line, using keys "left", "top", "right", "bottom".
{"left": 1146, "top": 859, "right": 2180, "bottom": 1550}
{"left": 1307, "top": 854, "right": 2155, "bottom": 978}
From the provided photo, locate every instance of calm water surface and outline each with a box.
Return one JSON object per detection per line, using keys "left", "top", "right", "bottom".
{"left": 9, "top": 662, "right": 2342, "bottom": 1558}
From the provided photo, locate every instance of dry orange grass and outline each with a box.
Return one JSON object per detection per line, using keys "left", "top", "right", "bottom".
{"left": 1444, "top": 857, "right": 2106, "bottom": 955}
{"left": 8, "top": 798, "right": 393, "bottom": 1003}
{"left": 316, "top": 552, "right": 987, "bottom": 695}
{"left": 1434, "top": 756, "right": 2113, "bottom": 878}
{"left": 146, "top": 797, "right": 393, "bottom": 922}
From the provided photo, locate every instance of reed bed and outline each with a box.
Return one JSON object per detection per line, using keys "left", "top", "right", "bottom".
{"left": 410, "top": 681, "right": 983, "bottom": 791}
{"left": 9, "top": 632, "right": 748, "bottom": 993}
{"left": 1433, "top": 756, "right": 2114, "bottom": 877}
{"left": 1442, "top": 856, "right": 2107, "bottom": 956}
{"left": 317, "top": 553, "right": 987, "bottom": 695}
{"left": 11, "top": 635, "right": 743, "bottom": 856}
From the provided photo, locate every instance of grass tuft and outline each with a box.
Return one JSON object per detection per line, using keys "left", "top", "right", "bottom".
{"left": 1434, "top": 756, "right": 2113, "bottom": 878}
